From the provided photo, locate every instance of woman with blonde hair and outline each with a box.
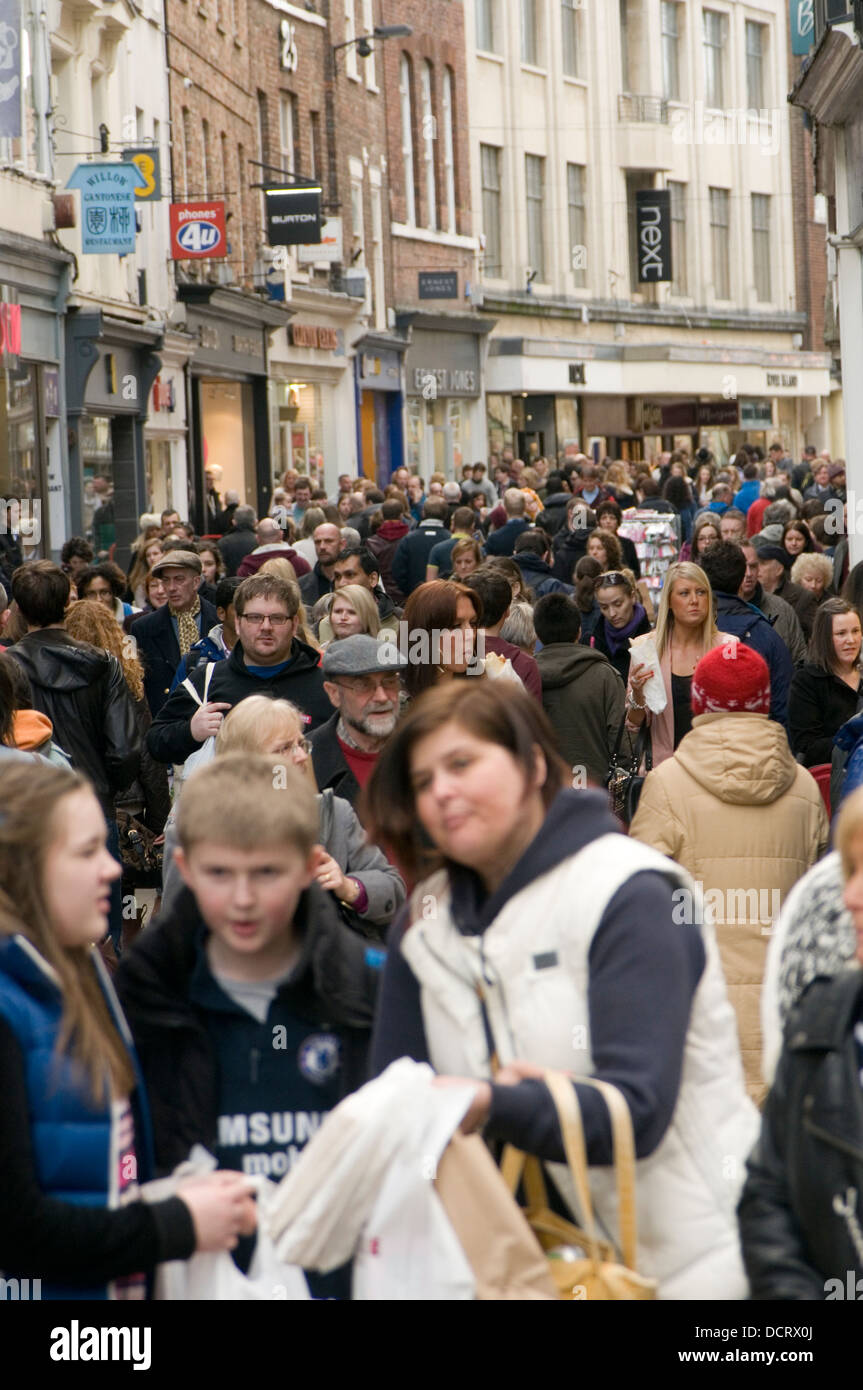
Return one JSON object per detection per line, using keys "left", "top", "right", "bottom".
{"left": 318, "top": 583, "right": 380, "bottom": 646}
{"left": 791, "top": 551, "right": 834, "bottom": 604}
{"left": 626, "top": 562, "right": 730, "bottom": 766}
{"left": 160, "top": 695, "right": 404, "bottom": 932}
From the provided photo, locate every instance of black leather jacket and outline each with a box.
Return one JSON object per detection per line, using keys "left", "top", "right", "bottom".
{"left": 738, "top": 968, "right": 863, "bottom": 1299}
{"left": 8, "top": 628, "right": 140, "bottom": 814}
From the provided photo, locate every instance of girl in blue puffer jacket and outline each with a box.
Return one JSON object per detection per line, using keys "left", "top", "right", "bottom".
{"left": 0, "top": 760, "right": 256, "bottom": 1299}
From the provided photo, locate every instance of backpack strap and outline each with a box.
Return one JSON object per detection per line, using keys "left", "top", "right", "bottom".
{"left": 182, "top": 661, "right": 215, "bottom": 706}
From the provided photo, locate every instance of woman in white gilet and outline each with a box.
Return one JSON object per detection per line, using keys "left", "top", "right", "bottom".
{"left": 365, "top": 681, "right": 758, "bottom": 1300}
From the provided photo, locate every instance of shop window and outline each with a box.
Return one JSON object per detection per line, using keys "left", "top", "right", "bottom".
{"left": 0, "top": 365, "right": 45, "bottom": 557}
{"left": 79, "top": 414, "right": 114, "bottom": 554}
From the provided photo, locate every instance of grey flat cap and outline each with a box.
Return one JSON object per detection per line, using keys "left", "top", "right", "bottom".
{"left": 151, "top": 549, "right": 203, "bottom": 576}
{"left": 321, "top": 632, "right": 407, "bottom": 677}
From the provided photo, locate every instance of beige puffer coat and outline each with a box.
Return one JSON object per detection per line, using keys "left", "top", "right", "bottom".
{"left": 629, "top": 712, "right": 829, "bottom": 1104}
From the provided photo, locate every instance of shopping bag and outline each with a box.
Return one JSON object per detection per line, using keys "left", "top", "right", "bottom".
{"left": 350, "top": 1086, "right": 478, "bottom": 1301}
{"left": 434, "top": 1130, "right": 558, "bottom": 1301}
{"left": 143, "top": 1147, "right": 310, "bottom": 1301}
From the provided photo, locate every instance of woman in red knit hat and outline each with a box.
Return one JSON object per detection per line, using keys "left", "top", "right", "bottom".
{"left": 630, "top": 640, "right": 829, "bottom": 1105}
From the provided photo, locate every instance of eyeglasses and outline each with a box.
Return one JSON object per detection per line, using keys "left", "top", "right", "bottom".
{"left": 273, "top": 737, "right": 312, "bottom": 757}
{"left": 239, "top": 612, "right": 292, "bottom": 627}
{"left": 335, "top": 675, "right": 401, "bottom": 696}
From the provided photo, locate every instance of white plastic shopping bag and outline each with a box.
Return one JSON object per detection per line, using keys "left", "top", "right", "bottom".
{"left": 628, "top": 633, "right": 667, "bottom": 713}
{"left": 171, "top": 663, "right": 218, "bottom": 795}
{"left": 351, "top": 1093, "right": 477, "bottom": 1301}
{"left": 143, "top": 1147, "right": 310, "bottom": 1301}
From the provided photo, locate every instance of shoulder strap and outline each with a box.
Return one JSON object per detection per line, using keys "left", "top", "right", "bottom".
{"left": 182, "top": 661, "right": 215, "bottom": 707}
{"left": 571, "top": 1075, "right": 640, "bottom": 1271}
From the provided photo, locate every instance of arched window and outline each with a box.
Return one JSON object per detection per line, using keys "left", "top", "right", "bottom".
{"left": 399, "top": 54, "right": 416, "bottom": 227}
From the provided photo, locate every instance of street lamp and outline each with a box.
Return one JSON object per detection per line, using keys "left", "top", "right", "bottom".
{"left": 332, "top": 23, "right": 413, "bottom": 71}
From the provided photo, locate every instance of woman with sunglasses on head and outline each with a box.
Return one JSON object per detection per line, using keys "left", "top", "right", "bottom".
{"left": 365, "top": 681, "right": 758, "bottom": 1300}
{"left": 0, "top": 761, "right": 257, "bottom": 1299}
{"left": 158, "top": 696, "right": 404, "bottom": 933}
{"left": 590, "top": 569, "right": 652, "bottom": 685}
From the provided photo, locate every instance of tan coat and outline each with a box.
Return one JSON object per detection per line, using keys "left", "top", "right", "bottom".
{"left": 629, "top": 712, "right": 829, "bottom": 1104}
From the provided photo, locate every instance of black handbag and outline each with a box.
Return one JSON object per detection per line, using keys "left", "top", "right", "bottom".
{"left": 606, "top": 719, "right": 653, "bottom": 825}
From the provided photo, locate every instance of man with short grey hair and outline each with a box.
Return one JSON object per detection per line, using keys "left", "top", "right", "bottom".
{"left": 311, "top": 633, "right": 407, "bottom": 814}
{"left": 218, "top": 504, "right": 258, "bottom": 576}
{"left": 485, "top": 488, "right": 531, "bottom": 556}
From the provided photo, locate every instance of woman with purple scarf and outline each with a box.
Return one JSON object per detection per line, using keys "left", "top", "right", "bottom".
{"left": 590, "top": 570, "right": 652, "bottom": 684}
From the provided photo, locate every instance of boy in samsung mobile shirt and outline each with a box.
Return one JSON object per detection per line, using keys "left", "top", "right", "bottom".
{"left": 115, "top": 754, "right": 382, "bottom": 1297}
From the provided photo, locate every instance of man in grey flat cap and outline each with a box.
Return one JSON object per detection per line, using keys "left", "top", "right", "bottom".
{"left": 134, "top": 550, "right": 219, "bottom": 716}
{"left": 310, "top": 633, "right": 407, "bottom": 815}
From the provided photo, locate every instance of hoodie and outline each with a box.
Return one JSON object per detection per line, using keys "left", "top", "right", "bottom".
{"left": 7, "top": 630, "right": 140, "bottom": 813}
{"left": 367, "top": 518, "right": 411, "bottom": 605}
{"left": 536, "top": 643, "right": 626, "bottom": 785}
{"left": 551, "top": 524, "right": 592, "bottom": 583}
{"left": 513, "top": 551, "right": 575, "bottom": 598}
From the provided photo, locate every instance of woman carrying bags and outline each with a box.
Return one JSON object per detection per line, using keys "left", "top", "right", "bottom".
{"left": 0, "top": 761, "right": 256, "bottom": 1299}
{"left": 366, "top": 681, "right": 758, "bottom": 1299}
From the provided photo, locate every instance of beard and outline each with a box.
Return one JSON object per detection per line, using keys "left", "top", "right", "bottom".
{"left": 346, "top": 705, "right": 397, "bottom": 741}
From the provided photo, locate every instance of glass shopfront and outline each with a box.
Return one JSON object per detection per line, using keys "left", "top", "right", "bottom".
{"left": 0, "top": 363, "right": 49, "bottom": 558}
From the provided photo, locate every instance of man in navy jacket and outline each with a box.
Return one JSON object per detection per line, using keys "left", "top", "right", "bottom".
{"left": 700, "top": 542, "right": 793, "bottom": 728}
{"left": 132, "top": 551, "right": 218, "bottom": 718}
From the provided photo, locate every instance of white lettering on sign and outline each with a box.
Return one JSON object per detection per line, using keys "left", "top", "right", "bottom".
{"left": 638, "top": 205, "right": 664, "bottom": 279}
{"left": 412, "top": 366, "right": 476, "bottom": 394}
{"left": 766, "top": 372, "right": 798, "bottom": 388}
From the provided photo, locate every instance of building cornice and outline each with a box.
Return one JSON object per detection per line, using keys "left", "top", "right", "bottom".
{"left": 478, "top": 291, "right": 807, "bottom": 334}
{"left": 789, "top": 27, "right": 863, "bottom": 125}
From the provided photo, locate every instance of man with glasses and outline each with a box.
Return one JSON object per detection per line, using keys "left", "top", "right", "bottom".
{"left": 147, "top": 574, "right": 331, "bottom": 767}
{"left": 310, "top": 634, "right": 407, "bottom": 815}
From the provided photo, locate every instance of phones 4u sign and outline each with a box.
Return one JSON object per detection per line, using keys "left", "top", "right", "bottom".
{"left": 169, "top": 201, "right": 227, "bottom": 259}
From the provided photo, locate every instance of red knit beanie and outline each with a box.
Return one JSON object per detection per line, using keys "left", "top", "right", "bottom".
{"left": 691, "top": 641, "right": 771, "bottom": 717}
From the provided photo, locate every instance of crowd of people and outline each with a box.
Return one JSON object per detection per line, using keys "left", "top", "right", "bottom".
{"left": 2, "top": 439, "right": 863, "bottom": 1302}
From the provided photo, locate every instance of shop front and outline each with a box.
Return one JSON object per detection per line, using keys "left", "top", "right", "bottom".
{"left": 268, "top": 290, "right": 357, "bottom": 494}
{"left": 401, "top": 314, "right": 491, "bottom": 482}
{"left": 0, "top": 234, "right": 73, "bottom": 559}
{"left": 354, "top": 335, "right": 406, "bottom": 486}
{"left": 179, "top": 286, "right": 291, "bottom": 529}
{"left": 485, "top": 337, "right": 833, "bottom": 466}
{"left": 65, "top": 309, "right": 162, "bottom": 565}
{"left": 144, "top": 330, "right": 194, "bottom": 521}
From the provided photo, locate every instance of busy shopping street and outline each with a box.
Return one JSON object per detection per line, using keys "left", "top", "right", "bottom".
{"left": 2, "top": 0, "right": 863, "bottom": 1361}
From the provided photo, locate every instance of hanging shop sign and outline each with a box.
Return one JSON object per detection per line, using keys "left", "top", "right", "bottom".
{"left": 740, "top": 397, "right": 774, "bottom": 430}
{"left": 169, "top": 201, "right": 227, "bottom": 259}
{"left": 66, "top": 162, "right": 144, "bottom": 254}
{"left": 636, "top": 189, "right": 672, "bottom": 283}
{"left": 122, "top": 146, "right": 162, "bottom": 202}
{"left": 265, "top": 186, "right": 322, "bottom": 246}
{"left": 790, "top": 0, "right": 815, "bottom": 56}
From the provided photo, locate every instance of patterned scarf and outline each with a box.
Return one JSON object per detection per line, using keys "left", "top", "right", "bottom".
{"left": 171, "top": 596, "right": 201, "bottom": 656}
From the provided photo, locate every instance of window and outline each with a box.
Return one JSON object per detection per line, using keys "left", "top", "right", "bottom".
{"left": 236, "top": 144, "right": 246, "bottom": 278}
{"left": 420, "top": 60, "right": 437, "bottom": 231}
{"left": 562, "top": 0, "right": 581, "bottom": 78}
{"left": 567, "top": 163, "right": 587, "bottom": 288}
{"left": 442, "top": 68, "right": 456, "bottom": 235}
{"left": 180, "top": 108, "right": 191, "bottom": 199}
{"left": 752, "top": 193, "right": 771, "bottom": 301}
{"left": 476, "top": 0, "right": 497, "bottom": 52}
{"left": 709, "top": 187, "right": 730, "bottom": 299}
{"left": 201, "top": 119, "right": 210, "bottom": 197}
{"left": 661, "top": 2, "right": 680, "bottom": 101}
{"left": 620, "top": 0, "right": 630, "bottom": 90}
{"left": 521, "top": 0, "right": 538, "bottom": 65}
{"left": 480, "top": 144, "right": 502, "bottom": 277}
{"left": 371, "top": 182, "right": 385, "bottom": 330}
{"left": 399, "top": 54, "right": 416, "bottom": 227}
{"left": 668, "top": 181, "right": 687, "bottom": 295}
{"left": 279, "top": 93, "right": 295, "bottom": 173}
{"left": 362, "top": 0, "right": 376, "bottom": 87}
{"left": 703, "top": 9, "right": 727, "bottom": 109}
{"left": 746, "top": 21, "right": 765, "bottom": 109}
{"left": 525, "top": 153, "right": 545, "bottom": 281}
{"left": 309, "top": 111, "right": 321, "bottom": 179}
{"left": 344, "top": 0, "right": 359, "bottom": 80}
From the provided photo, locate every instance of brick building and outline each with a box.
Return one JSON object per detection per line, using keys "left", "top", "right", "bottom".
{"left": 378, "top": 0, "right": 486, "bottom": 480}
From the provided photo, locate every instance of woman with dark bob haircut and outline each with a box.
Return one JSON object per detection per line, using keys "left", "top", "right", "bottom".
{"left": 364, "top": 680, "right": 758, "bottom": 1299}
